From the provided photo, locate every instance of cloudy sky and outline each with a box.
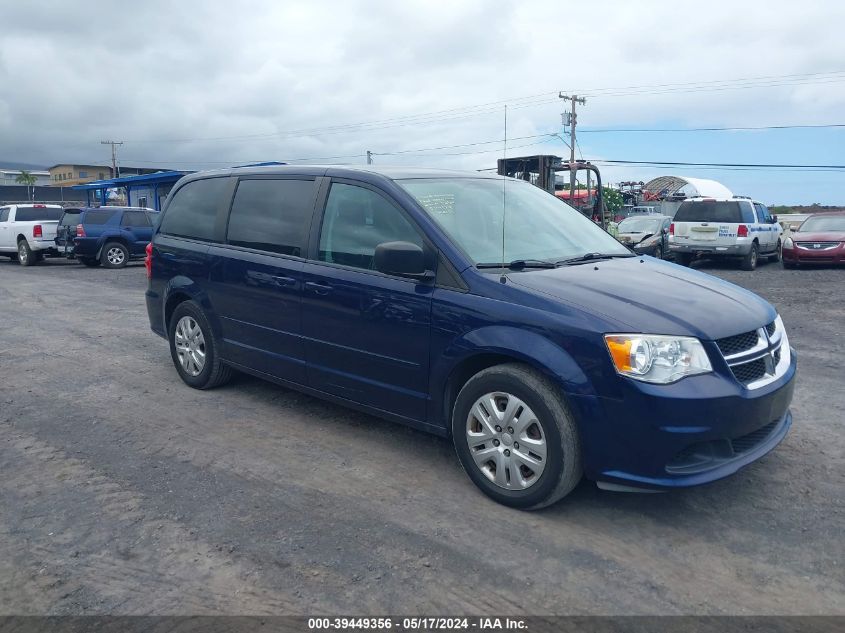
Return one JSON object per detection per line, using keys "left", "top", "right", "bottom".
{"left": 1, "top": 0, "right": 844, "bottom": 204}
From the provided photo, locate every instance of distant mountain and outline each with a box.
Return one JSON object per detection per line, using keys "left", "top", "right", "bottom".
{"left": 0, "top": 160, "right": 50, "bottom": 171}
{"left": 771, "top": 204, "right": 845, "bottom": 214}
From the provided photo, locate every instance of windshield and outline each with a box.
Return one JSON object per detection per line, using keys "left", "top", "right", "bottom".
{"left": 798, "top": 215, "right": 845, "bottom": 232}
{"left": 398, "top": 178, "right": 628, "bottom": 264}
{"left": 618, "top": 217, "right": 663, "bottom": 233}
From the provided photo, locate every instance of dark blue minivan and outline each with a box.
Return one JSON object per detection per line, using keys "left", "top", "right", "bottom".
{"left": 145, "top": 166, "right": 796, "bottom": 508}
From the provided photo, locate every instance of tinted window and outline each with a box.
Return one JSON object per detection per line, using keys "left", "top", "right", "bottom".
{"left": 226, "top": 179, "right": 315, "bottom": 256}
{"left": 14, "top": 206, "right": 63, "bottom": 221}
{"left": 159, "top": 177, "right": 230, "bottom": 241}
{"left": 121, "top": 211, "right": 152, "bottom": 227}
{"left": 83, "top": 209, "right": 117, "bottom": 225}
{"left": 59, "top": 210, "right": 82, "bottom": 226}
{"left": 674, "top": 201, "right": 744, "bottom": 223}
{"left": 319, "top": 183, "right": 422, "bottom": 270}
{"left": 0, "top": 208, "right": 9, "bottom": 222}
{"left": 754, "top": 203, "right": 772, "bottom": 223}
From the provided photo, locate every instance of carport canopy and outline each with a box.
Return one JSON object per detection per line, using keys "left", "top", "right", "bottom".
{"left": 643, "top": 175, "right": 733, "bottom": 199}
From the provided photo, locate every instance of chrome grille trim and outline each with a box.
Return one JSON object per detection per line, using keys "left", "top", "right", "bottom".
{"left": 720, "top": 317, "right": 790, "bottom": 390}
{"left": 796, "top": 241, "right": 839, "bottom": 251}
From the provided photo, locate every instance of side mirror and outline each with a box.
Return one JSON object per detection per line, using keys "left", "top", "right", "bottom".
{"left": 770, "top": 215, "right": 778, "bottom": 224}
{"left": 374, "top": 241, "right": 433, "bottom": 280}
{"left": 662, "top": 227, "right": 670, "bottom": 234}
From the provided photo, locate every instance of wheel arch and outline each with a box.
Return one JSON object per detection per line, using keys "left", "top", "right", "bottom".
{"left": 434, "top": 326, "right": 594, "bottom": 434}
{"left": 162, "top": 278, "right": 220, "bottom": 337}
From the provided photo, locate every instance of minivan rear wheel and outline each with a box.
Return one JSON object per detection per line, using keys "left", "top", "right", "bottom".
{"left": 452, "top": 364, "right": 582, "bottom": 509}
{"left": 168, "top": 301, "right": 233, "bottom": 389}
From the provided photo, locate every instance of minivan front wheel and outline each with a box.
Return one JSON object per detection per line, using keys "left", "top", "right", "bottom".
{"left": 452, "top": 364, "right": 582, "bottom": 509}
{"left": 168, "top": 301, "right": 233, "bottom": 389}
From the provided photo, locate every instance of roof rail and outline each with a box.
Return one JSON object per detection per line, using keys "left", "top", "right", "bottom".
{"left": 733, "top": 195, "right": 752, "bottom": 199}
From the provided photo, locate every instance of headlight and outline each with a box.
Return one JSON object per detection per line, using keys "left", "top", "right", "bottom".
{"left": 604, "top": 334, "right": 713, "bottom": 384}
{"left": 784, "top": 237, "right": 793, "bottom": 248}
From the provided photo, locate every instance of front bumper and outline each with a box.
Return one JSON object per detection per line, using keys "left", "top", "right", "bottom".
{"left": 569, "top": 349, "right": 797, "bottom": 491}
{"left": 782, "top": 244, "right": 845, "bottom": 265}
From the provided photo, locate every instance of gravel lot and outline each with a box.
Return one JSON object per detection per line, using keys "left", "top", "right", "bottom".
{"left": 0, "top": 256, "right": 842, "bottom": 615}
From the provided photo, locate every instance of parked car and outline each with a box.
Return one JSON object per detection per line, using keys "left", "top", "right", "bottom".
{"left": 782, "top": 211, "right": 845, "bottom": 268}
{"left": 73, "top": 206, "right": 158, "bottom": 268}
{"left": 0, "top": 203, "right": 64, "bottom": 265}
{"left": 55, "top": 207, "right": 83, "bottom": 257}
{"left": 615, "top": 215, "right": 672, "bottom": 259}
{"left": 146, "top": 166, "right": 796, "bottom": 509}
{"left": 669, "top": 197, "right": 782, "bottom": 270}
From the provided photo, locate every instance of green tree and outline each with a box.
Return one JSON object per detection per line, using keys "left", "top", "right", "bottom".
{"left": 602, "top": 186, "right": 623, "bottom": 216}
{"left": 15, "top": 170, "right": 37, "bottom": 201}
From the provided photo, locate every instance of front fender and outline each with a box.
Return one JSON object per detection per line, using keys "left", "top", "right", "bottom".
{"left": 430, "top": 325, "right": 596, "bottom": 431}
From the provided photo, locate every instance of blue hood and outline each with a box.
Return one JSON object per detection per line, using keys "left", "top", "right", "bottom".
{"left": 506, "top": 258, "right": 776, "bottom": 341}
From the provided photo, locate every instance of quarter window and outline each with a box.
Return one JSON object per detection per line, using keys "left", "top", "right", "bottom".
{"left": 159, "top": 177, "right": 231, "bottom": 241}
{"left": 0, "top": 208, "right": 9, "bottom": 222}
{"left": 318, "top": 183, "right": 423, "bottom": 270}
{"left": 121, "top": 211, "right": 151, "bottom": 227}
{"left": 226, "top": 178, "right": 316, "bottom": 256}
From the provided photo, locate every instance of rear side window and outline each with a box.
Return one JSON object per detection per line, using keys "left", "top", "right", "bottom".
{"left": 0, "top": 208, "right": 9, "bottom": 222}
{"left": 226, "top": 178, "right": 316, "bottom": 256}
{"left": 674, "top": 201, "right": 745, "bottom": 223}
{"left": 121, "top": 211, "right": 152, "bottom": 227}
{"left": 14, "top": 206, "right": 63, "bottom": 222}
{"left": 159, "top": 177, "right": 231, "bottom": 241}
{"left": 83, "top": 209, "right": 117, "bottom": 225}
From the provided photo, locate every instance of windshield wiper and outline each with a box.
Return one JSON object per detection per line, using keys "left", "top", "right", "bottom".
{"left": 476, "top": 259, "right": 556, "bottom": 270}
{"left": 556, "top": 252, "right": 636, "bottom": 266}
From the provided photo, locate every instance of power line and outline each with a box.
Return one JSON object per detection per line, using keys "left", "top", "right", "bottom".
{"left": 120, "top": 70, "right": 845, "bottom": 145}
{"left": 579, "top": 123, "right": 845, "bottom": 133}
{"left": 595, "top": 159, "right": 845, "bottom": 169}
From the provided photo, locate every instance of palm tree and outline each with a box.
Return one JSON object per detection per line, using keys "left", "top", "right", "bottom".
{"left": 15, "top": 170, "right": 38, "bottom": 201}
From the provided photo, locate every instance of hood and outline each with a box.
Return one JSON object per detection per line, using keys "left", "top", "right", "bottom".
{"left": 506, "top": 258, "right": 775, "bottom": 340}
{"left": 791, "top": 230, "right": 845, "bottom": 242}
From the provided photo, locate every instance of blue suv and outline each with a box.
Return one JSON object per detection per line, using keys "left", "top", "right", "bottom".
{"left": 145, "top": 166, "right": 796, "bottom": 509}
{"left": 73, "top": 206, "right": 158, "bottom": 268}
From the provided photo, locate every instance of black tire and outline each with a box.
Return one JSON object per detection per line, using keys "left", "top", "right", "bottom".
{"left": 452, "top": 363, "right": 582, "bottom": 510}
{"left": 79, "top": 257, "right": 101, "bottom": 267}
{"left": 101, "top": 241, "right": 129, "bottom": 268}
{"left": 168, "top": 300, "right": 233, "bottom": 390}
{"left": 653, "top": 244, "right": 663, "bottom": 260}
{"left": 740, "top": 242, "right": 759, "bottom": 271}
{"left": 675, "top": 252, "right": 693, "bottom": 267}
{"left": 17, "top": 240, "right": 35, "bottom": 266}
{"left": 769, "top": 240, "right": 782, "bottom": 263}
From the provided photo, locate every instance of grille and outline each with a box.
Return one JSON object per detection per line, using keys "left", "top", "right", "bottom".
{"left": 730, "top": 421, "right": 778, "bottom": 453}
{"left": 765, "top": 321, "right": 776, "bottom": 337}
{"left": 730, "top": 357, "right": 767, "bottom": 385}
{"left": 716, "top": 330, "right": 759, "bottom": 357}
{"left": 796, "top": 241, "right": 839, "bottom": 250}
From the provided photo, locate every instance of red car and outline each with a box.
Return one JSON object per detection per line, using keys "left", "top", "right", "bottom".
{"left": 782, "top": 211, "right": 845, "bottom": 268}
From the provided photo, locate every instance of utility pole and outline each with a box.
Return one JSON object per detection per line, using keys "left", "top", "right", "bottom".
{"left": 366, "top": 150, "right": 373, "bottom": 165}
{"left": 100, "top": 140, "right": 124, "bottom": 177}
{"left": 559, "top": 93, "right": 586, "bottom": 203}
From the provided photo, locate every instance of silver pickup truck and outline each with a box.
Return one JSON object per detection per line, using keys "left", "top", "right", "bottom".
{"left": 0, "top": 203, "right": 64, "bottom": 265}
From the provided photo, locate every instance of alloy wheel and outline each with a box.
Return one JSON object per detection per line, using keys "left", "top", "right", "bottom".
{"left": 465, "top": 392, "right": 547, "bottom": 490}
{"left": 174, "top": 316, "right": 206, "bottom": 376}
{"left": 18, "top": 242, "right": 27, "bottom": 263}
{"left": 107, "top": 247, "right": 125, "bottom": 266}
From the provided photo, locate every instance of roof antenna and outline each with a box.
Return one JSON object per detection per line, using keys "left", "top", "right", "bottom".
{"left": 500, "top": 105, "right": 507, "bottom": 284}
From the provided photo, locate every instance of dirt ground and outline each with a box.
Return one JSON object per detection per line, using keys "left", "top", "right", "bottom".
{"left": 0, "top": 255, "right": 842, "bottom": 615}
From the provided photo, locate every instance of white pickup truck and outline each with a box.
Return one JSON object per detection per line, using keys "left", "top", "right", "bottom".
{"left": 0, "top": 203, "right": 64, "bottom": 266}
